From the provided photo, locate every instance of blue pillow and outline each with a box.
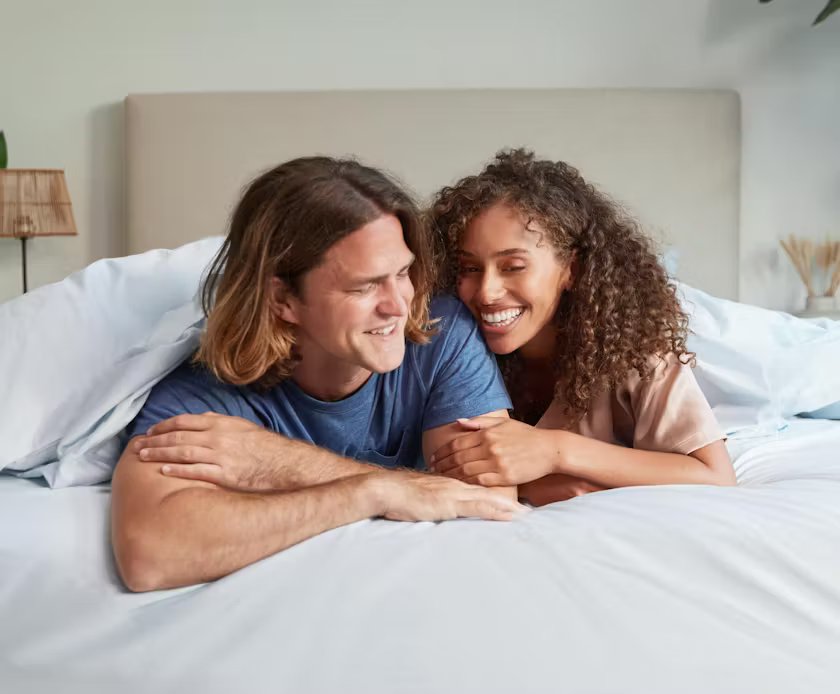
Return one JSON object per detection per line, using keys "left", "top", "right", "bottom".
{"left": 800, "top": 402, "right": 840, "bottom": 420}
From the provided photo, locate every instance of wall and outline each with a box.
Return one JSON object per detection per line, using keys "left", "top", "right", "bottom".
{"left": 1, "top": 0, "right": 838, "bottom": 309}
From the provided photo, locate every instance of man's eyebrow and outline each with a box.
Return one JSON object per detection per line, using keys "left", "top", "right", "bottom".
{"left": 347, "top": 255, "right": 415, "bottom": 285}
{"left": 458, "top": 248, "right": 531, "bottom": 258}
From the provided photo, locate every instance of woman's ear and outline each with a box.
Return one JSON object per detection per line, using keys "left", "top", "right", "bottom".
{"left": 559, "top": 253, "right": 577, "bottom": 292}
{"left": 567, "top": 255, "right": 579, "bottom": 290}
{"left": 267, "top": 276, "right": 299, "bottom": 325}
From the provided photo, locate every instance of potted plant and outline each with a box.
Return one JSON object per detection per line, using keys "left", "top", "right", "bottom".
{"left": 760, "top": 0, "right": 839, "bottom": 25}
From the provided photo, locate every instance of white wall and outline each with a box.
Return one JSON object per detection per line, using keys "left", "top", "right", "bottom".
{"left": 1, "top": 0, "right": 838, "bottom": 309}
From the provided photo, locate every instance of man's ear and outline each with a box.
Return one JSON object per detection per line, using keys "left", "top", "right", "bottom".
{"left": 267, "top": 276, "right": 300, "bottom": 325}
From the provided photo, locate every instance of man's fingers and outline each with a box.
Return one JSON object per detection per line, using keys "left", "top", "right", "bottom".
{"left": 455, "top": 416, "right": 507, "bottom": 431}
{"left": 137, "top": 445, "right": 218, "bottom": 465}
{"left": 133, "top": 430, "right": 209, "bottom": 452}
{"left": 160, "top": 463, "right": 224, "bottom": 485}
{"left": 146, "top": 414, "right": 218, "bottom": 436}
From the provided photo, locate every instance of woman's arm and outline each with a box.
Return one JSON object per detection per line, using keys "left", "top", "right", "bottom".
{"left": 547, "top": 431, "right": 735, "bottom": 487}
{"left": 431, "top": 416, "right": 735, "bottom": 492}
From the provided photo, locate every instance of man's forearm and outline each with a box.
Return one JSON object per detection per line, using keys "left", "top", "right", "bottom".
{"left": 264, "top": 435, "right": 385, "bottom": 489}
{"left": 114, "top": 473, "right": 382, "bottom": 592}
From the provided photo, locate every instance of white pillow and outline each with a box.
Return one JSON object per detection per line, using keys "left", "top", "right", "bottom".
{"left": 0, "top": 237, "right": 222, "bottom": 484}
{"left": 680, "top": 283, "right": 840, "bottom": 436}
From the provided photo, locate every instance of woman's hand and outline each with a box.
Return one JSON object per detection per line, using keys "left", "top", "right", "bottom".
{"left": 429, "top": 416, "right": 557, "bottom": 487}
{"left": 518, "top": 474, "right": 608, "bottom": 507}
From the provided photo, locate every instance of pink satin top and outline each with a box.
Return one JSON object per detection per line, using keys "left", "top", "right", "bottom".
{"left": 536, "top": 354, "right": 724, "bottom": 454}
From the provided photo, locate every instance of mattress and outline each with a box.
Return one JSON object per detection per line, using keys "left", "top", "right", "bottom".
{"left": 1, "top": 418, "right": 839, "bottom": 694}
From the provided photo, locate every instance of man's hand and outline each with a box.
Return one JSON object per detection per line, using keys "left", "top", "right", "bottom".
{"left": 132, "top": 412, "right": 286, "bottom": 491}
{"left": 429, "top": 416, "right": 557, "bottom": 487}
{"left": 372, "top": 471, "right": 529, "bottom": 522}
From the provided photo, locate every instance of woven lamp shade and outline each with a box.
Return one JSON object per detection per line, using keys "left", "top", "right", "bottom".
{"left": 0, "top": 169, "right": 78, "bottom": 238}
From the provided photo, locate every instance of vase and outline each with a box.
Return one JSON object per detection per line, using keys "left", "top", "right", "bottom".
{"left": 798, "top": 295, "right": 840, "bottom": 321}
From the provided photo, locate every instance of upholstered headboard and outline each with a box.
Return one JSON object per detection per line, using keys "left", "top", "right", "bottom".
{"left": 125, "top": 89, "right": 740, "bottom": 298}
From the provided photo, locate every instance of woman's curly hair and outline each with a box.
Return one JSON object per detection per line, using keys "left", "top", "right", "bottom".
{"left": 430, "top": 148, "right": 693, "bottom": 424}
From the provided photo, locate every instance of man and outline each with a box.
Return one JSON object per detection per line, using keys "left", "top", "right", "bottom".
{"left": 111, "top": 156, "right": 524, "bottom": 592}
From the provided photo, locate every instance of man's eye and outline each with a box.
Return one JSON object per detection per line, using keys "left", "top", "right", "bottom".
{"left": 351, "top": 283, "right": 375, "bottom": 294}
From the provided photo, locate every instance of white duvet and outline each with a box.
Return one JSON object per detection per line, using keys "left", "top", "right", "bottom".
{"left": 1, "top": 418, "right": 839, "bottom": 694}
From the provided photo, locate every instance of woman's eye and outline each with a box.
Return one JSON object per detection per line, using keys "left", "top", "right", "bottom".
{"left": 503, "top": 266, "right": 526, "bottom": 273}
{"left": 458, "top": 266, "right": 480, "bottom": 274}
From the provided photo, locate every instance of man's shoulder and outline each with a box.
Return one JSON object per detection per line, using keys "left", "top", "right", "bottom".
{"left": 151, "top": 356, "right": 257, "bottom": 406}
{"left": 405, "top": 295, "right": 482, "bottom": 369}
{"left": 158, "top": 357, "right": 226, "bottom": 390}
{"left": 426, "top": 294, "right": 477, "bottom": 343}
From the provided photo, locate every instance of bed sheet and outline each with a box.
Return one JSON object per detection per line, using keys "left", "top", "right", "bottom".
{"left": 1, "top": 419, "right": 839, "bottom": 694}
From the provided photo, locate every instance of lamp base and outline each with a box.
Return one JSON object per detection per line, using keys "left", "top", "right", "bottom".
{"left": 20, "top": 236, "right": 28, "bottom": 294}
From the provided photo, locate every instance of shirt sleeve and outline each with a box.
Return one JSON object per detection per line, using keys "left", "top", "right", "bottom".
{"left": 123, "top": 361, "right": 263, "bottom": 440}
{"left": 629, "top": 353, "right": 725, "bottom": 454}
{"left": 419, "top": 297, "right": 512, "bottom": 431}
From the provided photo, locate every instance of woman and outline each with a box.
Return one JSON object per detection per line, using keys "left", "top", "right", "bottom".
{"left": 429, "top": 149, "right": 735, "bottom": 506}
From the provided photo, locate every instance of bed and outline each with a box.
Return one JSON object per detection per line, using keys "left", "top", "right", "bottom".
{"left": 2, "top": 90, "right": 840, "bottom": 694}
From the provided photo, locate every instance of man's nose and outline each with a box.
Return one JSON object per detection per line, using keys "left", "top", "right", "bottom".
{"left": 378, "top": 279, "right": 409, "bottom": 316}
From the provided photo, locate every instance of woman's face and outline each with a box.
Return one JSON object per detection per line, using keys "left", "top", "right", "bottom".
{"left": 456, "top": 203, "right": 572, "bottom": 358}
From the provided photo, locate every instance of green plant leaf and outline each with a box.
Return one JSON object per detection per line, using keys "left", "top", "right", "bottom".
{"left": 814, "top": 0, "right": 840, "bottom": 24}
{"left": 0, "top": 131, "right": 7, "bottom": 169}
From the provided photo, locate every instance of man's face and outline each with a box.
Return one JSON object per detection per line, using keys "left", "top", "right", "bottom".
{"left": 281, "top": 214, "right": 416, "bottom": 389}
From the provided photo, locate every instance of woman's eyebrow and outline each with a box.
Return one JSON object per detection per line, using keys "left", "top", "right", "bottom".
{"left": 458, "top": 248, "right": 531, "bottom": 258}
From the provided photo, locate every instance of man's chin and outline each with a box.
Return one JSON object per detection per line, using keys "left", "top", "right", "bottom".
{"left": 365, "top": 350, "right": 406, "bottom": 374}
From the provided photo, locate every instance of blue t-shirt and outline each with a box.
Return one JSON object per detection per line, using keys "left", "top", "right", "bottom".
{"left": 125, "top": 295, "right": 511, "bottom": 470}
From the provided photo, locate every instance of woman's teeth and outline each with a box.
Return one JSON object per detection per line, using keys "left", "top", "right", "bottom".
{"left": 481, "top": 308, "right": 523, "bottom": 326}
{"left": 369, "top": 324, "right": 396, "bottom": 336}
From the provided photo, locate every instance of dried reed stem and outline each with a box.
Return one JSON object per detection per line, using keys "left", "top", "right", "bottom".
{"left": 780, "top": 235, "right": 816, "bottom": 296}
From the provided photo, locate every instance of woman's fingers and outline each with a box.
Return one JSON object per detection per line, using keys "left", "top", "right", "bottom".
{"left": 440, "top": 459, "right": 494, "bottom": 481}
{"left": 463, "top": 472, "right": 507, "bottom": 487}
{"left": 431, "top": 442, "right": 488, "bottom": 473}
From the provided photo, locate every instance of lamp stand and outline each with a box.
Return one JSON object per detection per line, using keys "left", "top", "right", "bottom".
{"left": 20, "top": 236, "right": 29, "bottom": 294}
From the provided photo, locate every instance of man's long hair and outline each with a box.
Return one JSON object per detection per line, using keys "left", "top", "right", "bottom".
{"left": 197, "top": 156, "right": 435, "bottom": 387}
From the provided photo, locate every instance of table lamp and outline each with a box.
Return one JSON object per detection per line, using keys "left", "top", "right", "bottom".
{"left": 0, "top": 169, "right": 78, "bottom": 293}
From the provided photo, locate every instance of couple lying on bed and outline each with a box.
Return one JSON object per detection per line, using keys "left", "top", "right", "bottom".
{"left": 112, "top": 149, "right": 735, "bottom": 592}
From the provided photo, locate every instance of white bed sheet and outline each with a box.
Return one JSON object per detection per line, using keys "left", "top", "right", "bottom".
{"left": 1, "top": 419, "right": 840, "bottom": 694}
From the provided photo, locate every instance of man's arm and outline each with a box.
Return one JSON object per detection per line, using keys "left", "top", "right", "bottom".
{"left": 112, "top": 440, "right": 382, "bottom": 592}
{"left": 130, "top": 413, "right": 388, "bottom": 491}
{"left": 113, "top": 435, "right": 526, "bottom": 592}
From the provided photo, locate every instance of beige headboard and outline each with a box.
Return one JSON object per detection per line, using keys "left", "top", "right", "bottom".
{"left": 125, "top": 89, "right": 740, "bottom": 298}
